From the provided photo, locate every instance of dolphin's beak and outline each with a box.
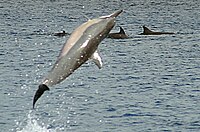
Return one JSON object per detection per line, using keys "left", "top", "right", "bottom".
{"left": 110, "top": 10, "right": 123, "bottom": 18}
{"left": 100, "top": 10, "right": 123, "bottom": 19}
{"left": 33, "top": 84, "right": 50, "bottom": 109}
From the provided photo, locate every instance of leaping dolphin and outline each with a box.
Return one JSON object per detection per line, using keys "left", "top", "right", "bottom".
{"left": 139, "top": 26, "right": 174, "bottom": 35}
{"left": 33, "top": 10, "right": 123, "bottom": 109}
{"left": 107, "top": 26, "right": 128, "bottom": 39}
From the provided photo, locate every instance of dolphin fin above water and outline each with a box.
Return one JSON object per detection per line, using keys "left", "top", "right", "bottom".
{"left": 33, "top": 10, "right": 123, "bottom": 109}
{"left": 139, "top": 26, "right": 175, "bottom": 35}
{"left": 119, "top": 26, "right": 126, "bottom": 35}
{"left": 53, "top": 30, "right": 69, "bottom": 37}
{"left": 107, "top": 26, "right": 128, "bottom": 39}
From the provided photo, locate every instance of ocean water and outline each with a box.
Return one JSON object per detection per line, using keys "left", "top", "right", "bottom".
{"left": 0, "top": 0, "right": 200, "bottom": 132}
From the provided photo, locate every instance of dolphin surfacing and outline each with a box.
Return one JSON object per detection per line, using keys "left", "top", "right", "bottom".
{"left": 33, "top": 10, "right": 123, "bottom": 109}
{"left": 53, "top": 30, "right": 69, "bottom": 37}
{"left": 107, "top": 26, "right": 128, "bottom": 39}
{"left": 139, "top": 26, "right": 174, "bottom": 35}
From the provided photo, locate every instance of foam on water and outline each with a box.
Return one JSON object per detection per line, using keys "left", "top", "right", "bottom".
{"left": 15, "top": 111, "right": 56, "bottom": 132}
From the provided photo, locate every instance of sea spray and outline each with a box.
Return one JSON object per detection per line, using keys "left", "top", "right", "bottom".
{"left": 15, "top": 110, "right": 56, "bottom": 132}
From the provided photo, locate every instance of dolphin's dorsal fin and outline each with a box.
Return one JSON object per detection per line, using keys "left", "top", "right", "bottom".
{"left": 90, "top": 50, "right": 102, "bottom": 69}
{"left": 143, "top": 26, "right": 153, "bottom": 34}
{"left": 119, "top": 26, "right": 126, "bottom": 35}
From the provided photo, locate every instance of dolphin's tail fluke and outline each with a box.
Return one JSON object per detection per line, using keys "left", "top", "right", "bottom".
{"left": 33, "top": 84, "right": 50, "bottom": 109}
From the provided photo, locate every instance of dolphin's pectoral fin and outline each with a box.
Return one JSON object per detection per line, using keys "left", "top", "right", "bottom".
{"left": 33, "top": 84, "right": 50, "bottom": 109}
{"left": 91, "top": 51, "right": 102, "bottom": 69}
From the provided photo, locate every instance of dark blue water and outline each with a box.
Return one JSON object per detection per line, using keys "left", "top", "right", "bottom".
{"left": 0, "top": 0, "right": 200, "bottom": 132}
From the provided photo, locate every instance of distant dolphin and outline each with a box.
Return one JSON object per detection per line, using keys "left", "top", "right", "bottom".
{"left": 53, "top": 30, "right": 69, "bottom": 37}
{"left": 33, "top": 10, "right": 123, "bottom": 108}
{"left": 107, "top": 26, "right": 128, "bottom": 39}
{"left": 139, "top": 26, "right": 174, "bottom": 35}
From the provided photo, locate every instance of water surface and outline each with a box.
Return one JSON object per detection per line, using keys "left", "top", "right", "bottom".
{"left": 0, "top": 0, "right": 200, "bottom": 132}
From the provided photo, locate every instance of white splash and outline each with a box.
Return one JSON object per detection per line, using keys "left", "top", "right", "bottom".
{"left": 15, "top": 111, "right": 56, "bottom": 132}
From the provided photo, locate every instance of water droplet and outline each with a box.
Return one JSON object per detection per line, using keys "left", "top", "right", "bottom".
{"left": 95, "top": 90, "right": 99, "bottom": 94}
